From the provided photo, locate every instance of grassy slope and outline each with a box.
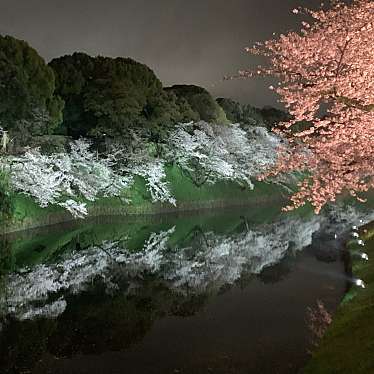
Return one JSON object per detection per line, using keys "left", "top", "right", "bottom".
{"left": 303, "top": 222, "right": 374, "bottom": 374}
{"left": 6, "top": 165, "right": 289, "bottom": 232}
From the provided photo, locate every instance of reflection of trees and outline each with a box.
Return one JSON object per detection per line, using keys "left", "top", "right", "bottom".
{"left": 0, "top": 213, "right": 322, "bottom": 322}
{"left": 0, "top": 277, "right": 209, "bottom": 373}
{"left": 0, "top": 239, "right": 12, "bottom": 321}
{"left": 1, "top": 203, "right": 373, "bottom": 373}
{"left": 309, "top": 232, "right": 340, "bottom": 263}
{"left": 0, "top": 317, "right": 58, "bottom": 374}
{"left": 186, "top": 225, "right": 211, "bottom": 250}
{"left": 258, "top": 255, "right": 295, "bottom": 284}
{"left": 0, "top": 239, "right": 12, "bottom": 276}
{"left": 2, "top": 216, "right": 312, "bottom": 371}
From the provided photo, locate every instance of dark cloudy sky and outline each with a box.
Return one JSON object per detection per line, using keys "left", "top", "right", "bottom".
{"left": 0, "top": 0, "right": 321, "bottom": 108}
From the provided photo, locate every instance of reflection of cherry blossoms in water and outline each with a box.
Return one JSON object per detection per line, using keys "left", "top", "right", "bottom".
{"left": 306, "top": 300, "right": 332, "bottom": 349}
{"left": 1, "top": 203, "right": 373, "bottom": 321}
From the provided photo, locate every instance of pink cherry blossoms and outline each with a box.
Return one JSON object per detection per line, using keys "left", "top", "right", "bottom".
{"left": 245, "top": 0, "right": 374, "bottom": 213}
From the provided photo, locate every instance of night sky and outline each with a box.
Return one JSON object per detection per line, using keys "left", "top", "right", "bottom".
{"left": 0, "top": 0, "right": 321, "bottom": 108}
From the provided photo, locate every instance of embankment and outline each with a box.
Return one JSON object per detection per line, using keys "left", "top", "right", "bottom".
{"left": 1, "top": 165, "right": 290, "bottom": 234}
{"left": 303, "top": 222, "right": 374, "bottom": 374}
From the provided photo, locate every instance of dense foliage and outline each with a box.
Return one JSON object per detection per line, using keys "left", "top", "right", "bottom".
{"left": 0, "top": 35, "right": 64, "bottom": 144}
{"left": 165, "top": 85, "right": 228, "bottom": 125}
{"left": 217, "top": 98, "right": 289, "bottom": 131}
{"left": 50, "top": 54, "right": 214, "bottom": 141}
{"left": 0, "top": 35, "right": 274, "bottom": 151}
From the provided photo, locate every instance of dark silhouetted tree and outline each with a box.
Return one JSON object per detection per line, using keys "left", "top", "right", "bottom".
{"left": 0, "top": 35, "right": 64, "bottom": 143}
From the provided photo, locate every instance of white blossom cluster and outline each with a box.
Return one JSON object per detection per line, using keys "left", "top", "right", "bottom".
{"left": 3, "top": 140, "right": 133, "bottom": 218}
{"left": 107, "top": 140, "right": 176, "bottom": 206}
{"left": 131, "top": 160, "right": 176, "bottom": 206}
{"left": 167, "top": 121, "right": 280, "bottom": 188}
{"left": 1, "top": 122, "right": 283, "bottom": 218}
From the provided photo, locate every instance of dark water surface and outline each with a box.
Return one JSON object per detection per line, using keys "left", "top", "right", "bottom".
{"left": 0, "top": 205, "right": 370, "bottom": 374}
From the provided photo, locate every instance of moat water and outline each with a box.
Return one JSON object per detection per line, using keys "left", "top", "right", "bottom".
{"left": 0, "top": 204, "right": 372, "bottom": 374}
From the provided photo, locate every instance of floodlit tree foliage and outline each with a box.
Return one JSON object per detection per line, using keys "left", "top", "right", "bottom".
{"left": 244, "top": 0, "right": 374, "bottom": 213}
{"left": 2, "top": 121, "right": 281, "bottom": 218}
{"left": 3, "top": 140, "right": 132, "bottom": 218}
{"left": 167, "top": 121, "right": 280, "bottom": 188}
{"left": 105, "top": 136, "right": 177, "bottom": 206}
{"left": 106, "top": 121, "right": 279, "bottom": 204}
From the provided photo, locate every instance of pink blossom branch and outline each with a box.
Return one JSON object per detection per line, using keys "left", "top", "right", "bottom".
{"left": 243, "top": 0, "right": 374, "bottom": 213}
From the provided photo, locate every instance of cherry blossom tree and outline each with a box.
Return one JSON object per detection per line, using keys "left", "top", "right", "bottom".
{"left": 306, "top": 300, "right": 332, "bottom": 347}
{"left": 244, "top": 0, "right": 374, "bottom": 213}
{"left": 106, "top": 138, "right": 177, "bottom": 206}
{"left": 107, "top": 121, "right": 279, "bottom": 204}
{"left": 132, "top": 159, "right": 177, "bottom": 206}
{"left": 167, "top": 121, "right": 279, "bottom": 188}
{"left": 1, "top": 121, "right": 282, "bottom": 218}
{"left": 3, "top": 140, "right": 133, "bottom": 218}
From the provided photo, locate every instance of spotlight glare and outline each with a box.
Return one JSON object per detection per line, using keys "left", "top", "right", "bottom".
{"left": 361, "top": 253, "right": 369, "bottom": 261}
{"left": 355, "top": 279, "right": 366, "bottom": 288}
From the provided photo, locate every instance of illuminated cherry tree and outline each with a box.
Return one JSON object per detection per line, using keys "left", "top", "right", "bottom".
{"left": 106, "top": 138, "right": 177, "bottom": 206}
{"left": 4, "top": 140, "right": 133, "bottom": 218}
{"left": 0, "top": 121, "right": 288, "bottom": 218}
{"left": 244, "top": 0, "right": 374, "bottom": 213}
{"left": 167, "top": 121, "right": 279, "bottom": 188}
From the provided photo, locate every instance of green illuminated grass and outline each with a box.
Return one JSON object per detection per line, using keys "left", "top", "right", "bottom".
{"left": 303, "top": 222, "right": 374, "bottom": 374}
